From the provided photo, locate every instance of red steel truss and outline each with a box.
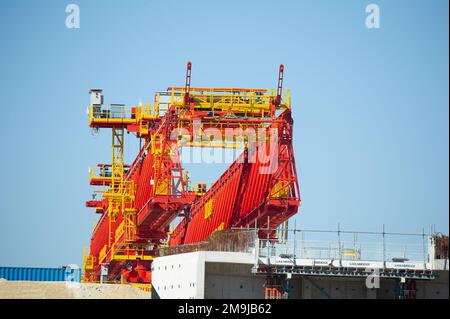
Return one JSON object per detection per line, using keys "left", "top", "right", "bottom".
{"left": 83, "top": 63, "right": 301, "bottom": 287}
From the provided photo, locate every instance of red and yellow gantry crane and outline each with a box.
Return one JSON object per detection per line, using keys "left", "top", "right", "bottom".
{"left": 82, "top": 63, "right": 301, "bottom": 290}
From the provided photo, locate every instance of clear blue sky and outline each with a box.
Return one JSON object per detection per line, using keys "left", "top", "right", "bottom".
{"left": 0, "top": 0, "right": 448, "bottom": 267}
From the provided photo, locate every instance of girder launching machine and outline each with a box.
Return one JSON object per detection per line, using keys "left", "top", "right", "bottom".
{"left": 83, "top": 63, "right": 301, "bottom": 289}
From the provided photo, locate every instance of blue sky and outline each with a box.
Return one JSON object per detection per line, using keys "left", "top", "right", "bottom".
{"left": 0, "top": 0, "right": 448, "bottom": 267}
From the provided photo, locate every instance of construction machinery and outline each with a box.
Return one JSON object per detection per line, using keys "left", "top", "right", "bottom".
{"left": 82, "top": 63, "right": 301, "bottom": 289}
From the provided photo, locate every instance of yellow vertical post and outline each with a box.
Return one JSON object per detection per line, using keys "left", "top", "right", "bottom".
{"left": 107, "top": 127, "right": 124, "bottom": 247}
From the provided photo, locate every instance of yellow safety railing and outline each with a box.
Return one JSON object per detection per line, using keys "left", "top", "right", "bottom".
{"left": 140, "top": 103, "right": 159, "bottom": 119}
{"left": 166, "top": 87, "right": 291, "bottom": 112}
{"left": 111, "top": 244, "right": 154, "bottom": 261}
{"left": 89, "top": 165, "right": 131, "bottom": 185}
{"left": 90, "top": 104, "right": 132, "bottom": 119}
{"left": 88, "top": 88, "right": 290, "bottom": 129}
{"left": 83, "top": 247, "right": 95, "bottom": 270}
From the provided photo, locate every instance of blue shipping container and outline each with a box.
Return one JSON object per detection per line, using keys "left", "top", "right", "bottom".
{"left": 0, "top": 267, "right": 81, "bottom": 282}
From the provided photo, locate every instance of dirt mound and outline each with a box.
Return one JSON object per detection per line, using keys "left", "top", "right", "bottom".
{"left": 0, "top": 281, "right": 150, "bottom": 299}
